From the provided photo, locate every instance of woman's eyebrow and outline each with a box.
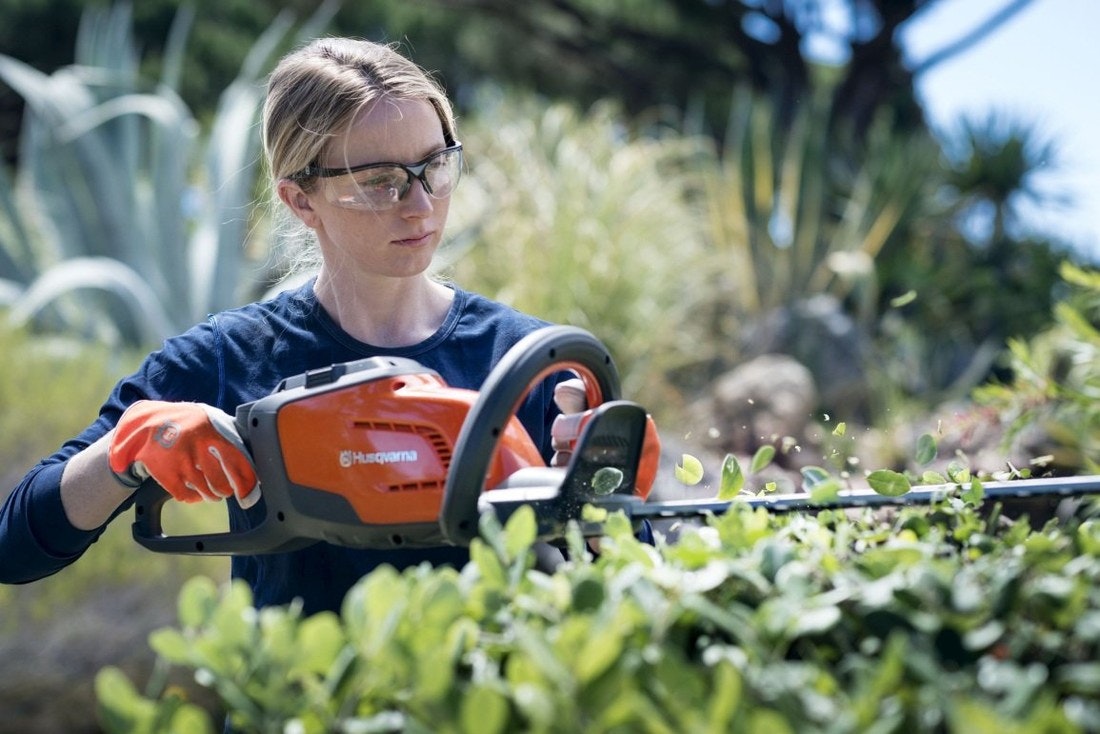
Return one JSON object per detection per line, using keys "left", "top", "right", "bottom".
{"left": 334, "top": 142, "right": 448, "bottom": 171}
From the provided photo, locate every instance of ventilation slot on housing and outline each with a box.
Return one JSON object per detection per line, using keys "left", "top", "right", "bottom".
{"left": 351, "top": 421, "right": 453, "bottom": 492}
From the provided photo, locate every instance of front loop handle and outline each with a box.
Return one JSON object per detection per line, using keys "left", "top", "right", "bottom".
{"left": 439, "top": 326, "right": 621, "bottom": 545}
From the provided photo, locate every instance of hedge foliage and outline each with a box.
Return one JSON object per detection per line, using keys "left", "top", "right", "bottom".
{"left": 98, "top": 494, "right": 1100, "bottom": 733}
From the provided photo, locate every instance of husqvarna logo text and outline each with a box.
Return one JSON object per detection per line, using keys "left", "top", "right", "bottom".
{"left": 339, "top": 450, "right": 419, "bottom": 468}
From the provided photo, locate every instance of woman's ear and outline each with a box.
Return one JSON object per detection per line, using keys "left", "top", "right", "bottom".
{"left": 277, "top": 179, "right": 321, "bottom": 229}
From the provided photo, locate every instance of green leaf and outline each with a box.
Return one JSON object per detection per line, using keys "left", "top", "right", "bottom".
{"left": 718, "top": 454, "right": 744, "bottom": 500}
{"left": 570, "top": 576, "right": 606, "bottom": 612}
{"left": 750, "top": 445, "right": 775, "bottom": 473}
{"left": 591, "top": 466, "right": 624, "bottom": 495}
{"left": 707, "top": 661, "right": 742, "bottom": 730}
{"left": 800, "top": 466, "right": 832, "bottom": 492}
{"left": 792, "top": 605, "right": 842, "bottom": 636}
{"left": 914, "top": 433, "right": 938, "bottom": 466}
{"left": 946, "top": 699, "right": 1009, "bottom": 732}
{"left": 503, "top": 504, "right": 538, "bottom": 560}
{"left": 921, "top": 470, "right": 947, "bottom": 485}
{"left": 470, "top": 539, "right": 507, "bottom": 588}
{"left": 1060, "top": 260, "right": 1100, "bottom": 290}
{"left": 177, "top": 576, "right": 219, "bottom": 629}
{"left": 1056, "top": 663, "right": 1100, "bottom": 694}
{"left": 947, "top": 461, "right": 971, "bottom": 484}
{"left": 747, "top": 709, "right": 794, "bottom": 734}
{"left": 295, "top": 612, "right": 346, "bottom": 676}
{"left": 341, "top": 712, "right": 408, "bottom": 734}
{"left": 461, "top": 684, "right": 509, "bottom": 734}
{"left": 1055, "top": 301, "right": 1100, "bottom": 345}
{"left": 95, "top": 666, "right": 157, "bottom": 732}
{"left": 675, "top": 454, "right": 704, "bottom": 485}
{"left": 576, "top": 626, "right": 624, "bottom": 683}
{"left": 961, "top": 476, "right": 985, "bottom": 506}
{"left": 162, "top": 698, "right": 216, "bottom": 734}
{"left": 867, "top": 469, "right": 911, "bottom": 497}
{"left": 208, "top": 581, "right": 255, "bottom": 649}
{"left": 7, "top": 258, "right": 176, "bottom": 345}
{"left": 831, "top": 421, "right": 847, "bottom": 437}
{"left": 809, "top": 479, "right": 842, "bottom": 505}
{"left": 963, "top": 621, "right": 1005, "bottom": 651}
{"left": 149, "top": 629, "right": 192, "bottom": 664}
{"left": 581, "top": 503, "right": 609, "bottom": 523}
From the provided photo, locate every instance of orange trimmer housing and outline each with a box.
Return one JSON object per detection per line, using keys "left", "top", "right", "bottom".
{"left": 273, "top": 367, "right": 545, "bottom": 527}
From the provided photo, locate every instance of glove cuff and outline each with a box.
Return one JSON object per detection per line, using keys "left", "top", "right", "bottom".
{"left": 110, "top": 465, "right": 144, "bottom": 489}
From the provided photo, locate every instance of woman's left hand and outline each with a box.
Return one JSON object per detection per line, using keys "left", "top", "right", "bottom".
{"left": 550, "top": 377, "right": 587, "bottom": 467}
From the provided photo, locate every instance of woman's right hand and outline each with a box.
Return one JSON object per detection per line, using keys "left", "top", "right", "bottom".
{"left": 108, "top": 400, "right": 261, "bottom": 508}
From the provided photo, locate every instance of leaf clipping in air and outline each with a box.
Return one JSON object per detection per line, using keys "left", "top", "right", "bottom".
{"left": 867, "top": 469, "right": 911, "bottom": 497}
{"left": 915, "top": 433, "right": 938, "bottom": 466}
{"left": 718, "top": 454, "right": 744, "bottom": 500}
{"left": 675, "top": 454, "right": 704, "bottom": 485}
{"left": 750, "top": 445, "right": 775, "bottom": 473}
{"left": 591, "top": 467, "right": 624, "bottom": 495}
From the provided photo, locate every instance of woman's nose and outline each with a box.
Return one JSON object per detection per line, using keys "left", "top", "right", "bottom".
{"left": 399, "top": 176, "right": 434, "bottom": 217}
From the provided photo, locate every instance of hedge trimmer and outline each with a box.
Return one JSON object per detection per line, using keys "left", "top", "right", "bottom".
{"left": 131, "top": 326, "right": 1100, "bottom": 554}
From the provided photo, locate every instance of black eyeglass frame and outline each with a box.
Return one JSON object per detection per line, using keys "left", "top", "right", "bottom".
{"left": 293, "top": 142, "right": 464, "bottom": 200}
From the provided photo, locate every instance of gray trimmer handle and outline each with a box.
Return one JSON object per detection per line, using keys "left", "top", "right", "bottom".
{"left": 130, "top": 480, "right": 313, "bottom": 555}
{"left": 439, "top": 325, "right": 622, "bottom": 545}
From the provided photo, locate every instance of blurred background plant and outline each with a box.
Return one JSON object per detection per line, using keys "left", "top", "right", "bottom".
{"left": 973, "top": 262, "right": 1100, "bottom": 474}
{"left": 0, "top": 320, "right": 227, "bottom": 731}
{"left": 0, "top": 2, "right": 336, "bottom": 346}
{"left": 444, "top": 93, "right": 712, "bottom": 411}
{"left": 686, "top": 83, "right": 943, "bottom": 422}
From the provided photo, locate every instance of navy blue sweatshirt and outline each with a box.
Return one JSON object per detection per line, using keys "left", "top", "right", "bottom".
{"left": 0, "top": 282, "right": 561, "bottom": 614}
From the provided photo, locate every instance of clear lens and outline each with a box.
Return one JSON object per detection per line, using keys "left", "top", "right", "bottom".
{"left": 323, "top": 167, "right": 406, "bottom": 210}
{"left": 320, "top": 146, "right": 462, "bottom": 211}
{"left": 422, "top": 150, "right": 461, "bottom": 198}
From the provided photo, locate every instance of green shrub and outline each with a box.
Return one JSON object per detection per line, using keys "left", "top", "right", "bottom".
{"left": 974, "top": 262, "right": 1100, "bottom": 474}
{"left": 98, "top": 499, "right": 1100, "bottom": 733}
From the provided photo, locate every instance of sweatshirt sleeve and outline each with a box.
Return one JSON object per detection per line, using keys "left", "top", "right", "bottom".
{"left": 0, "top": 320, "right": 226, "bottom": 585}
{"left": 0, "top": 460, "right": 119, "bottom": 584}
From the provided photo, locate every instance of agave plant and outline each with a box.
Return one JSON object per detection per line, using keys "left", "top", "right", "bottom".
{"left": 0, "top": 1, "right": 337, "bottom": 347}
{"left": 684, "top": 84, "right": 954, "bottom": 422}
{"left": 700, "top": 84, "right": 940, "bottom": 332}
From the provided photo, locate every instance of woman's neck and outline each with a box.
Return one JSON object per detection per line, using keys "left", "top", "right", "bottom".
{"left": 312, "top": 269, "right": 455, "bottom": 347}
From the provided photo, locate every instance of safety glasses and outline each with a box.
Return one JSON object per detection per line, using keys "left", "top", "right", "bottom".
{"left": 297, "top": 143, "right": 463, "bottom": 211}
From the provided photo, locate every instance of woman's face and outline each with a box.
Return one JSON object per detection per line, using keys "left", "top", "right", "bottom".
{"left": 294, "top": 97, "right": 453, "bottom": 280}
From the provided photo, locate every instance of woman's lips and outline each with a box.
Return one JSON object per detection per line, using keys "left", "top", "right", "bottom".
{"left": 394, "top": 232, "right": 434, "bottom": 247}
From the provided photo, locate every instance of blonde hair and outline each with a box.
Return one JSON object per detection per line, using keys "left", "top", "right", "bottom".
{"left": 262, "top": 37, "right": 456, "bottom": 185}
{"left": 261, "top": 37, "right": 458, "bottom": 276}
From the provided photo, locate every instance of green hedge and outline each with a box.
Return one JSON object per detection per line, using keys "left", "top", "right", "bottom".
{"left": 97, "top": 495, "right": 1100, "bottom": 733}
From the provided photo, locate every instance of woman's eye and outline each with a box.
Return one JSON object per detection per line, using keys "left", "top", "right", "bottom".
{"left": 356, "top": 172, "right": 402, "bottom": 192}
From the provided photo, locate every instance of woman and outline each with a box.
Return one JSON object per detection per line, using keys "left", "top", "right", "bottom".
{"left": 0, "top": 37, "right": 577, "bottom": 614}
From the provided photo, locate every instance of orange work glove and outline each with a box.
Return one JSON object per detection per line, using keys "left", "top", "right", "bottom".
{"left": 550, "top": 377, "right": 587, "bottom": 467}
{"left": 108, "top": 400, "right": 261, "bottom": 509}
